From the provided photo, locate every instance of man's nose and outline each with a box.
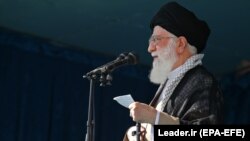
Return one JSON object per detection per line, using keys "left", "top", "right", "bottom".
{"left": 148, "top": 43, "right": 156, "bottom": 53}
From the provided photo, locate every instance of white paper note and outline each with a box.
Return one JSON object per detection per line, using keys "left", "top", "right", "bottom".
{"left": 113, "top": 94, "right": 134, "bottom": 108}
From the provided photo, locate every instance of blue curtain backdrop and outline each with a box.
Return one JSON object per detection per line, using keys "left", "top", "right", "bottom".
{"left": 0, "top": 27, "right": 158, "bottom": 141}
{"left": 220, "top": 70, "right": 250, "bottom": 124}
{"left": 0, "top": 27, "right": 250, "bottom": 141}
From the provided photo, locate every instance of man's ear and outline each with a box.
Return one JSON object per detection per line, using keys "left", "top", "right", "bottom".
{"left": 176, "top": 36, "right": 188, "bottom": 54}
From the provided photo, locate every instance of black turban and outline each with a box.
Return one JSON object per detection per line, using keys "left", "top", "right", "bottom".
{"left": 150, "top": 2, "right": 210, "bottom": 53}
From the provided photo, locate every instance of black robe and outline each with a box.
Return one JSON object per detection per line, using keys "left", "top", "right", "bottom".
{"left": 150, "top": 65, "right": 224, "bottom": 124}
{"left": 123, "top": 65, "right": 224, "bottom": 140}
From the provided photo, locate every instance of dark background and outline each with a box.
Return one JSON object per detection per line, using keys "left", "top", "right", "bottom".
{"left": 0, "top": 0, "right": 250, "bottom": 141}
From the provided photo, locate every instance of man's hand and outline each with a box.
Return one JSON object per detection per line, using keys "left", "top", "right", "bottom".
{"left": 129, "top": 102, "right": 157, "bottom": 124}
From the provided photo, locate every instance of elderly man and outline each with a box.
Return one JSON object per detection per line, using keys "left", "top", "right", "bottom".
{"left": 123, "top": 1, "right": 223, "bottom": 141}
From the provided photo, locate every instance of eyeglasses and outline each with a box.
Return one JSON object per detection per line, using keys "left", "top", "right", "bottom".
{"left": 148, "top": 36, "right": 175, "bottom": 45}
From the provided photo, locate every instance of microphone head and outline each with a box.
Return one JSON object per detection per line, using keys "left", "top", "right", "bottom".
{"left": 117, "top": 52, "right": 129, "bottom": 60}
{"left": 127, "top": 52, "right": 139, "bottom": 65}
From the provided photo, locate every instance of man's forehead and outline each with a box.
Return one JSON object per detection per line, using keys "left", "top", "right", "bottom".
{"left": 153, "top": 26, "right": 172, "bottom": 36}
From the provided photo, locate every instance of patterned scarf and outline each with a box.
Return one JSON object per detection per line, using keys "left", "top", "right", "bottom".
{"left": 157, "top": 54, "right": 204, "bottom": 111}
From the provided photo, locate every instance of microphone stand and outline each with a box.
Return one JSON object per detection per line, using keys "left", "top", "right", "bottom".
{"left": 83, "top": 72, "right": 112, "bottom": 141}
{"left": 83, "top": 52, "right": 138, "bottom": 141}
{"left": 85, "top": 78, "right": 95, "bottom": 141}
{"left": 136, "top": 122, "right": 141, "bottom": 141}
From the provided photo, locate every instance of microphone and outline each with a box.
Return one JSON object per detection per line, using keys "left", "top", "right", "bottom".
{"left": 84, "top": 52, "right": 138, "bottom": 78}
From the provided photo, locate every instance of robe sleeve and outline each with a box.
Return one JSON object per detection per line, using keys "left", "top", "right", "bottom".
{"left": 178, "top": 80, "right": 223, "bottom": 125}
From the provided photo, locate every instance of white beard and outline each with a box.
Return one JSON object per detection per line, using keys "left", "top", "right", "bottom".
{"left": 149, "top": 39, "right": 178, "bottom": 85}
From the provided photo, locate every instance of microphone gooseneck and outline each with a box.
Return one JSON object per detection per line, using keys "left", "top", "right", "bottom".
{"left": 104, "top": 52, "right": 138, "bottom": 72}
{"left": 83, "top": 52, "right": 139, "bottom": 86}
{"left": 84, "top": 52, "right": 138, "bottom": 77}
